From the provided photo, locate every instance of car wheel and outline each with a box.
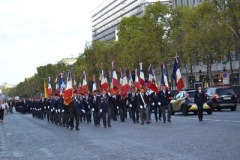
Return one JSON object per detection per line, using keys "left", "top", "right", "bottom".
{"left": 217, "top": 108, "right": 221, "bottom": 111}
{"left": 194, "top": 111, "right": 197, "bottom": 115}
{"left": 182, "top": 106, "right": 188, "bottom": 116}
{"left": 172, "top": 111, "right": 175, "bottom": 115}
{"left": 231, "top": 106, "right": 236, "bottom": 111}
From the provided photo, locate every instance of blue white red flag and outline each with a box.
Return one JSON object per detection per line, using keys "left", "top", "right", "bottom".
{"left": 64, "top": 71, "right": 73, "bottom": 105}
{"left": 112, "top": 61, "right": 119, "bottom": 90}
{"left": 171, "top": 58, "right": 184, "bottom": 92}
{"left": 148, "top": 65, "right": 158, "bottom": 93}
{"left": 59, "top": 72, "right": 65, "bottom": 96}
{"left": 82, "top": 71, "right": 88, "bottom": 94}
{"left": 161, "top": 63, "right": 169, "bottom": 90}
{"left": 121, "top": 70, "right": 129, "bottom": 98}
{"left": 92, "top": 75, "right": 97, "bottom": 93}
{"left": 55, "top": 77, "right": 59, "bottom": 96}
{"left": 100, "top": 69, "right": 108, "bottom": 90}
{"left": 139, "top": 62, "right": 145, "bottom": 88}
{"left": 47, "top": 77, "right": 52, "bottom": 96}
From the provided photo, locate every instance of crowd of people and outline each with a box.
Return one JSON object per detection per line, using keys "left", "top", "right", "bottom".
{"left": 15, "top": 84, "right": 173, "bottom": 130}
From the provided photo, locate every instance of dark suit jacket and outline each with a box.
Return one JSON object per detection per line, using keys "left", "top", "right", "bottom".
{"left": 157, "top": 90, "right": 171, "bottom": 106}
{"left": 194, "top": 90, "right": 207, "bottom": 104}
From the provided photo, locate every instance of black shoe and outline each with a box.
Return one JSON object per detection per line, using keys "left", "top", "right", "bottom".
{"left": 168, "top": 120, "right": 171, "bottom": 122}
{"left": 108, "top": 125, "right": 112, "bottom": 127}
{"left": 199, "top": 119, "right": 203, "bottom": 121}
{"left": 163, "top": 121, "right": 166, "bottom": 123}
{"left": 141, "top": 122, "right": 144, "bottom": 125}
{"left": 159, "top": 118, "right": 161, "bottom": 121}
{"left": 70, "top": 127, "right": 73, "bottom": 130}
{"left": 76, "top": 128, "right": 79, "bottom": 130}
{"left": 147, "top": 122, "right": 151, "bottom": 124}
{"left": 104, "top": 126, "right": 107, "bottom": 128}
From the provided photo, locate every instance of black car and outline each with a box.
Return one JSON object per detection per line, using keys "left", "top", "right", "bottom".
{"left": 206, "top": 86, "right": 237, "bottom": 111}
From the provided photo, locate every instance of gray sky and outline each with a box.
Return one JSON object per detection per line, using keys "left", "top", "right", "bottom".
{"left": 0, "top": 0, "right": 102, "bottom": 85}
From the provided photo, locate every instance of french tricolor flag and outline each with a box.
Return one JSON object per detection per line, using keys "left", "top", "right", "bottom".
{"left": 112, "top": 61, "right": 119, "bottom": 90}
{"left": 55, "top": 77, "right": 59, "bottom": 96}
{"left": 64, "top": 71, "right": 73, "bottom": 105}
{"left": 148, "top": 65, "right": 158, "bottom": 93}
{"left": 134, "top": 69, "right": 141, "bottom": 89}
{"left": 92, "top": 75, "right": 97, "bottom": 93}
{"left": 100, "top": 69, "right": 108, "bottom": 90}
{"left": 161, "top": 63, "right": 169, "bottom": 90}
{"left": 121, "top": 70, "right": 129, "bottom": 98}
{"left": 47, "top": 77, "right": 52, "bottom": 96}
{"left": 171, "top": 58, "right": 184, "bottom": 92}
{"left": 59, "top": 72, "right": 65, "bottom": 96}
{"left": 82, "top": 71, "right": 88, "bottom": 94}
{"left": 139, "top": 62, "right": 145, "bottom": 88}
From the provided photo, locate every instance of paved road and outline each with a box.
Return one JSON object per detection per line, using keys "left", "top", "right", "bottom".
{"left": 1, "top": 107, "right": 240, "bottom": 160}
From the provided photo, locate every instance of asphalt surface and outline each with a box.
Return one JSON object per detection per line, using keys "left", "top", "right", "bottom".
{"left": 1, "top": 106, "right": 240, "bottom": 160}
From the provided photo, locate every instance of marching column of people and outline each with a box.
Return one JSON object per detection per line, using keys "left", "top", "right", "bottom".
{"left": 27, "top": 85, "right": 174, "bottom": 130}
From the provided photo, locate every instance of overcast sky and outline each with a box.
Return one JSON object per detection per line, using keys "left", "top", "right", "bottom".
{"left": 0, "top": 0, "right": 103, "bottom": 85}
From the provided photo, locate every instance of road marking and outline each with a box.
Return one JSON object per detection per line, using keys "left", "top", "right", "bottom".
{"left": 175, "top": 117, "right": 240, "bottom": 123}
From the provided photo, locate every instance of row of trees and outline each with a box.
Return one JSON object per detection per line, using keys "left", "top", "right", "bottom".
{"left": 7, "top": 0, "right": 240, "bottom": 97}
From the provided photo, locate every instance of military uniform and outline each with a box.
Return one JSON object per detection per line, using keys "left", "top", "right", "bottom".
{"left": 194, "top": 87, "right": 207, "bottom": 121}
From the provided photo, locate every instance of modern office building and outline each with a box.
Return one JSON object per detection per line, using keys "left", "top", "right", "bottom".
{"left": 91, "top": 0, "right": 171, "bottom": 42}
{"left": 172, "top": 0, "right": 203, "bottom": 8}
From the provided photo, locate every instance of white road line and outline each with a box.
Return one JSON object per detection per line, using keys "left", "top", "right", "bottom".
{"left": 175, "top": 117, "right": 240, "bottom": 123}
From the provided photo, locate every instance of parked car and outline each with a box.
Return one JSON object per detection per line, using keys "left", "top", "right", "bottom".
{"left": 170, "top": 89, "right": 213, "bottom": 116}
{"left": 205, "top": 86, "right": 237, "bottom": 111}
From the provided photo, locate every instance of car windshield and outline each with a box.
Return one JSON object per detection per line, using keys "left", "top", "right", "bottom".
{"left": 216, "top": 88, "right": 235, "bottom": 96}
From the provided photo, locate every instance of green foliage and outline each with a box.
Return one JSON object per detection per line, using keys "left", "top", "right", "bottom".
{"left": 9, "top": 1, "right": 240, "bottom": 96}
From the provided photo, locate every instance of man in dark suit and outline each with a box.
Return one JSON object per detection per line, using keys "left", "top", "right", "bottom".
{"left": 194, "top": 85, "right": 207, "bottom": 121}
{"left": 157, "top": 84, "right": 172, "bottom": 123}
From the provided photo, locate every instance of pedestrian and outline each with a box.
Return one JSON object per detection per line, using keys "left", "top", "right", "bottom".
{"left": 0, "top": 101, "right": 5, "bottom": 122}
{"left": 157, "top": 84, "right": 172, "bottom": 123}
{"left": 194, "top": 85, "right": 207, "bottom": 121}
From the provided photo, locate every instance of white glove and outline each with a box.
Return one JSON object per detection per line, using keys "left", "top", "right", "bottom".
{"left": 82, "top": 109, "right": 85, "bottom": 113}
{"left": 117, "top": 106, "right": 119, "bottom": 109}
{"left": 62, "top": 110, "right": 64, "bottom": 113}
{"left": 140, "top": 105, "right": 143, "bottom": 109}
{"left": 168, "top": 91, "right": 171, "bottom": 94}
{"left": 48, "top": 106, "right": 50, "bottom": 109}
{"left": 53, "top": 107, "right": 55, "bottom": 110}
{"left": 100, "top": 109, "right": 102, "bottom": 113}
{"left": 39, "top": 108, "right": 41, "bottom": 111}
{"left": 58, "top": 109, "right": 60, "bottom": 113}
{"left": 88, "top": 105, "right": 90, "bottom": 109}
{"left": 92, "top": 108, "right": 94, "bottom": 112}
{"left": 152, "top": 102, "right": 155, "bottom": 106}
{"left": 158, "top": 102, "right": 161, "bottom": 106}
{"left": 44, "top": 106, "right": 46, "bottom": 109}
{"left": 108, "top": 92, "right": 111, "bottom": 96}
{"left": 51, "top": 109, "right": 53, "bottom": 112}
{"left": 129, "top": 104, "right": 132, "bottom": 107}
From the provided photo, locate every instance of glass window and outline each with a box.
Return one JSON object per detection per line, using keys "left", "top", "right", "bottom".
{"left": 230, "top": 73, "right": 239, "bottom": 85}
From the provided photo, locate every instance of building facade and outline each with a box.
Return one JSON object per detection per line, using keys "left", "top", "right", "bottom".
{"left": 172, "top": 0, "right": 203, "bottom": 8}
{"left": 91, "top": 0, "right": 171, "bottom": 42}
